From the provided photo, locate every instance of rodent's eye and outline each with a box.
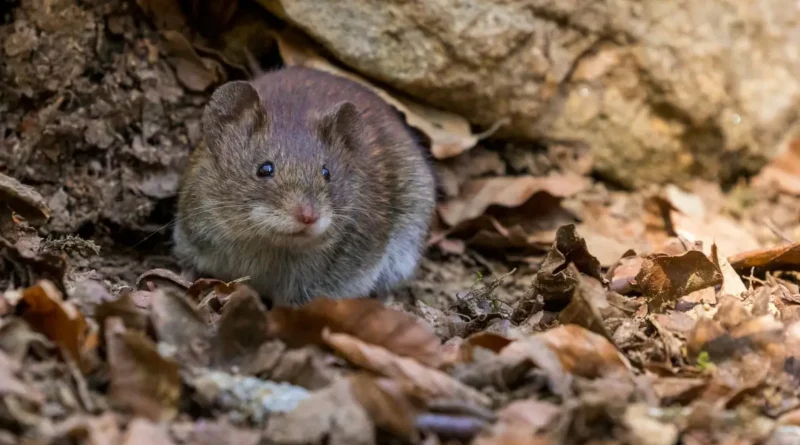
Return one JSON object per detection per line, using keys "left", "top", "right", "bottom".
{"left": 321, "top": 165, "right": 331, "bottom": 181}
{"left": 257, "top": 161, "right": 275, "bottom": 178}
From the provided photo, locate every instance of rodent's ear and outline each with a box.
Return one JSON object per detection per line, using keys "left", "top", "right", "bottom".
{"left": 202, "top": 81, "right": 266, "bottom": 154}
{"left": 316, "top": 101, "right": 365, "bottom": 150}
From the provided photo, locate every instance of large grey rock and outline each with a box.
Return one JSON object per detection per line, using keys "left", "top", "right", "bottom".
{"left": 259, "top": 0, "right": 800, "bottom": 187}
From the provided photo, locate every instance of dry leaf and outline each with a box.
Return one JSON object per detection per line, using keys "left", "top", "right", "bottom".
{"left": 0, "top": 350, "right": 44, "bottom": 406}
{"left": 349, "top": 373, "right": 424, "bottom": 441}
{"left": 728, "top": 243, "right": 800, "bottom": 275}
{"left": 472, "top": 399, "right": 560, "bottom": 445}
{"left": 95, "top": 291, "right": 149, "bottom": 337}
{"left": 105, "top": 318, "right": 181, "bottom": 422}
{"left": 135, "top": 0, "right": 189, "bottom": 33}
{"left": 711, "top": 243, "right": 747, "bottom": 297}
{"left": 211, "top": 286, "right": 272, "bottom": 372}
{"left": 263, "top": 378, "right": 374, "bottom": 445}
{"left": 15, "top": 280, "right": 89, "bottom": 367}
{"left": 162, "top": 30, "right": 226, "bottom": 91}
{"left": 122, "top": 418, "right": 176, "bottom": 445}
{"left": 322, "top": 329, "right": 491, "bottom": 407}
{"left": 149, "top": 289, "right": 211, "bottom": 368}
{"left": 558, "top": 271, "right": 614, "bottom": 342}
{"left": 438, "top": 174, "right": 590, "bottom": 228}
{"left": 606, "top": 252, "right": 643, "bottom": 295}
{"left": 752, "top": 138, "right": 800, "bottom": 195}
{"left": 267, "top": 298, "right": 442, "bottom": 368}
{"left": 637, "top": 251, "right": 723, "bottom": 310}
{"left": 0, "top": 172, "right": 49, "bottom": 224}
{"left": 456, "top": 331, "right": 514, "bottom": 363}
{"left": 498, "top": 337, "right": 573, "bottom": 398}
{"left": 274, "top": 27, "right": 480, "bottom": 159}
{"left": 536, "top": 324, "right": 631, "bottom": 379}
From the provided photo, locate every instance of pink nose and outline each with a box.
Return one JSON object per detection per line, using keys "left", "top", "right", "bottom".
{"left": 294, "top": 204, "right": 319, "bottom": 225}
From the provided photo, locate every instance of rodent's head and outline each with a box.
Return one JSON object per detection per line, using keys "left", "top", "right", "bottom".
{"left": 196, "top": 80, "right": 367, "bottom": 248}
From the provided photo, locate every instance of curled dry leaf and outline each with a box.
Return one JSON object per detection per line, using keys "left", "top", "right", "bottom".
{"left": 550, "top": 224, "right": 604, "bottom": 281}
{"left": 558, "top": 269, "right": 614, "bottom": 342}
{"left": 728, "top": 243, "right": 800, "bottom": 275}
{"left": 105, "top": 318, "right": 181, "bottom": 422}
{"left": 267, "top": 298, "right": 442, "bottom": 368}
{"left": 473, "top": 399, "right": 560, "bottom": 445}
{"left": 122, "top": 418, "right": 176, "bottom": 445}
{"left": 275, "top": 27, "right": 479, "bottom": 159}
{"left": 456, "top": 331, "right": 514, "bottom": 363}
{"left": 263, "top": 378, "right": 374, "bottom": 445}
{"left": 637, "top": 251, "right": 723, "bottom": 311}
{"left": 13, "top": 280, "right": 90, "bottom": 367}
{"left": 710, "top": 243, "right": 747, "bottom": 298}
{"left": 349, "top": 373, "right": 424, "bottom": 441}
{"left": 0, "top": 172, "right": 49, "bottom": 224}
{"left": 0, "top": 350, "right": 44, "bottom": 406}
{"left": 149, "top": 289, "right": 212, "bottom": 368}
{"left": 752, "top": 138, "right": 800, "bottom": 195}
{"left": 322, "top": 329, "right": 491, "bottom": 407}
{"left": 606, "top": 250, "right": 643, "bottom": 295}
{"left": 211, "top": 286, "right": 273, "bottom": 373}
{"left": 536, "top": 324, "right": 631, "bottom": 379}
{"left": 136, "top": 268, "right": 192, "bottom": 292}
{"left": 438, "top": 174, "right": 590, "bottom": 228}
{"left": 498, "top": 336, "right": 573, "bottom": 399}
{"left": 162, "top": 30, "right": 226, "bottom": 91}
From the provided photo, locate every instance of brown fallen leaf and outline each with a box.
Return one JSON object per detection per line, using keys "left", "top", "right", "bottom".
{"left": 149, "top": 289, "right": 212, "bottom": 368}
{"left": 105, "top": 318, "right": 181, "bottom": 422}
{"left": 711, "top": 243, "right": 748, "bottom": 298}
{"left": 135, "top": 0, "right": 189, "bottom": 33}
{"left": 536, "top": 324, "right": 631, "bottom": 379}
{"left": 637, "top": 251, "right": 723, "bottom": 311}
{"left": 12, "top": 280, "right": 90, "bottom": 367}
{"left": 438, "top": 174, "right": 590, "bottom": 228}
{"left": 752, "top": 137, "right": 800, "bottom": 195}
{"left": 728, "top": 243, "right": 800, "bottom": 275}
{"left": 122, "top": 418, "right": 176, "bottom": 445}
{"left": 136, "top": 268, "right": 192, "bottom": 292}
{"left": 0, "top": 350, "right": 44, "bottom": 406}
{"left": 456, "top": 331, "right": 514, "bottom": 363}
{"left": 0, "top": 172, "right": 49, "bottom": 224}
{"left": 50, "top": 413, "right": 121, "bottom": 445}
{"left": 558, "top": 270, "right": 615, "bottom": 342}
{"left": 322, "top": 329, "right": 491, "bottom": 407}
{"left": 275, "top": 27, "right": 480, "bottom": 160}
{"left": 472, "top": 399, "right": 560, "bottom": 445}
{"left": 211, "top": 286, "right": 273, "bottom": 373}
{"left": 606, "top": 251, "right": 643, "bottom": 295}
{"left": 267, "top": 297, "right": 442, "bottom": 368}
{"left": 349, "top": 373, "right": 425, "bottom": 441}
{"left": 0, "top": 237, "right": 67, "bottom": 291}
{"left": 95, "top": 291, "right": 149, "bottom": 338}
{"left": 498, "top": 336, "right": 573, "bottom": 399}
{"left": 263, "top": 378, "right": 374, "bottom": 445}
{"left": 161, "top": 30, "right": 226, "bottom": 91}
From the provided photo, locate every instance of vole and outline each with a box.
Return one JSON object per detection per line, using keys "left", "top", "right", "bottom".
{"left": 172, "top": 66, "right": 436, "bottom": 306}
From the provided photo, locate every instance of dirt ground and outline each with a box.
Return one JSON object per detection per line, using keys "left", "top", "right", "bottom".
{"left": 5, "top": 1, "right": 800, "bottom": 444}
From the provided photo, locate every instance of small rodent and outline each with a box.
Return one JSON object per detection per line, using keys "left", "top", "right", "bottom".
{"left": 173, "top": 66, "right": 436, "bottom": 306}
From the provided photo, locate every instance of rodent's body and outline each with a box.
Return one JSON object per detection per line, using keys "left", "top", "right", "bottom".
{"left": 173, "top": 67, "right": 436, "bottom": 306}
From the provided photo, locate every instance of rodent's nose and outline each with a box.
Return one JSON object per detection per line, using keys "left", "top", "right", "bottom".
{"left": 294, "top": 204, "right": 320, "bottom": 225}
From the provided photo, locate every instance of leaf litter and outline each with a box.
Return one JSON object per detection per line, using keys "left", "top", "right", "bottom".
{"left": 5, "top": 1, "right": 800, "bottom": 444}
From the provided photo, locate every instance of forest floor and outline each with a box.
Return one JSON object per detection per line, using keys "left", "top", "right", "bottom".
{"left": 4, "top": 1, "right": 800, "bottom": 444}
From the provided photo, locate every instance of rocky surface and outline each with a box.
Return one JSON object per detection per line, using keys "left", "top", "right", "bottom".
{"left": 259, "top": 0, "right": 800, "bottom": 187}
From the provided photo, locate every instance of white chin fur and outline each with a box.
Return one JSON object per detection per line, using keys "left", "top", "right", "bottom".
{"left": 249, "top": 206, "right": 331, "bottom": 239}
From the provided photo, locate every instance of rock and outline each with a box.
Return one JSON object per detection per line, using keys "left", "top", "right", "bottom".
{"left": 258, "top": 0, "right": 800, "bottom": 187}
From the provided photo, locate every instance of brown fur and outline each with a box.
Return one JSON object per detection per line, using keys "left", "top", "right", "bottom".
{"left": 173, "top": 67, "right": 436, "bottom": 306}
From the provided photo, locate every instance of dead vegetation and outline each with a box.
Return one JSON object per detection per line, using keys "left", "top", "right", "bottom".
{"left": 4, "top": 1, "right": 800, "bottom": 444}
